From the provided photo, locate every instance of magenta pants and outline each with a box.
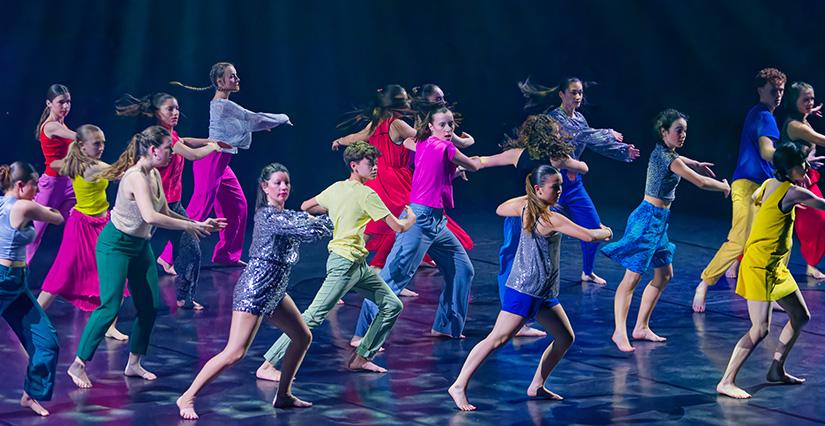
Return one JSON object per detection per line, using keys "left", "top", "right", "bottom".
{"left": 27, "top": 175, "right": 75, "bottom": 264}
{"left": 160, "top": 151, "right": 247, "bottom": 264}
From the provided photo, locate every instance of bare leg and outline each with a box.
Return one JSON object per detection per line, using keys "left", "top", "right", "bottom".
{"left": 177, "top": 311, "right": 262, "bottom": 419}
{"left": 124, "top": 353, "right": 157, "bottom": 380}
{"left": 632, "top": 265, "right": 672, "bottom": 342}
{"left": 36, "top": 291, "right": 57, "bottom": 310}
{"left": 767, "top": 290, "right": 810, "bottom": 384}
{"left": 527, "top": 304, "right": 573, "bottom": 400}
{"left": 449, "top": 311, "right": 525, "bottom": 411}
{"left": 692, "top": 280, "right": 710, "bottom": 313}
{"left": 612, "top": 270, "right": 642, "bottom": 352}
{"left": 716, "top": 300, "right": 771, "bottom": 398}
{"left": 268, "top": 295, "right": 313, "bottom": 408}
{"left": 20, "top": 391, "right": 49, "bottom": 416}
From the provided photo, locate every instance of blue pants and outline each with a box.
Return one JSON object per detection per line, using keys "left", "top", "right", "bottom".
{"left": 558, "top": 173, "right": 602, "bottom": 275}
{"left": 354, "top": 203, "right": 474, "bottom": 338}
{"left": 0, "top": 265, "right": 59, "bottom": 401}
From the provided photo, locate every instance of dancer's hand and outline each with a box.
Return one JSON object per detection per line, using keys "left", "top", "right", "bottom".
{"left": 720, "top": 179, "right": 731, "bottom": 198}
{"left": 205, "top": 217, "right": 228, "bottom": 232}
{"left": 695, "top": 162, "right": 716, "bottom": 177}
{"left": 626, "top": 144, "right": 640, "bottom": 161}
{"left": 403, "top": 206, "right": 417, "bottom": 223}
{"left": 331, "top": 139, "right": 342, "bottom": 151}
{"left": 611, "top": 130, "right": 624, "bottom": 142}
{"left": 811, "top": 103, "right": 823, "bottom": 118}
{"left": 214, "top": 140, "right": 233, "bottom": 149}
{"left": 600, "top": 224, "right": 613, "bottom": 241}
{"left": 185, "top": 221, "right": 212, "bottom": 239}
{"left": 455, "top": 166, "right": 469, "bottom": 181}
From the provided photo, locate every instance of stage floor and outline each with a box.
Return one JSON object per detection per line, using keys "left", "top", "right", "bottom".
{"left": 2, "top": 206, "right": 825, "bottom": 425}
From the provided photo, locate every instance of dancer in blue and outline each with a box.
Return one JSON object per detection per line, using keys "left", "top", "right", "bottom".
{"left": 520, "top": 77, "right": 640, "bottom": 284}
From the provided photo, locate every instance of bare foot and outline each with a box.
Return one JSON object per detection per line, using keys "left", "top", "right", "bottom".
{"left": 632, "top": 327, "right": 667, "bottom": 342}
{"left": 527, "top": 385, "right": 563, "bottom": 400}
{"left": 20, "top": 392, "right": 49, "bottom": 416}
{"left": 448, "top": 384, "right": 476, "bottom": 411}
{"left": 581, "top": 272, "right": 607, "bottom": 285}
{"left": 256, "top": 362, "right": 281, "bottom": 382}
{"left": 515, "top": 325, "right": 547, "bottom": 338}
{"left": 124, "top": 362, "right": 157, "bottom": 380}
{"left": 337, "top": 299, "right": 345, "bottom": 305}
{"left": 348, "top": 337, "right": 385, "bottom": 352}
{"left": 177, "top": 299, "right": 205, "bottom": 311}
{"left": 725, "top": 260, "right": 739, "bottom": 279}
{"left": 105, "top": 324, "right": 129, "bottom": 341}
{"left": 273, "top": 393, "right": 312, "bottom": 408}
{"left": 611, "top": 332, "right": 635, "bottom": 352}
{"left": 399, "top": 288, "right": 419, "bottom": 297}
{"left": 177, "top": 394, "right": 198, "bottom": 420}
{"left": 767, "top": 361, "right": 806, "bottom": 384}
{"left": 692, "top": 281, "right": 708, "bottom": 313}
{"left": 348, "top": 354, "right": 387, "bottom": 373}
{"left": 157, "top": 257, "right": 177, "bottom": 275}
{"left": 806, "top": 264, "right": 825, "bottom": 281}
{"left": 68, "top": 359, "right": 92, "bottom": 388}
{"left": 716, "top": 382, "right": 751, "bottom": 399}
{"left": 429, "top": 329, "right": 465, "bottom": 339}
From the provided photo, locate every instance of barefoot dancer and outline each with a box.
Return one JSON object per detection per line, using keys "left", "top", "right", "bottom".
{"left": 717, "top": 141, "right": 821, "bottom": 399}
{"left": 177, "top": 163, "right": 333, "bottom": 419}
{"left": 37, "top": 125, "right": 128, "bottom": 340}
{"left": 521, "top": 77, "right": 640, "bottom": 285}
{"left": 167, "top": 62, "right": 290, "bottom": 266}
{"left": 257, "top": 142, "right": 414, "bottom": 381}
{"left": 116, "top": 92, "right": 226, "bottom": 309}
{"left": 694, "top": 68, "right": 787, "bottom": 313}
{"left": 602, "top": 109, "right": 730, "bottom": 352}
{"left": 67, "top": 126, "right": 223, "bottom": 389}
{"left": 0, "top": 162, "right": 62, "bottom": 416}
{"left": 448, "top": 165, "right": 612, "bottom": 411}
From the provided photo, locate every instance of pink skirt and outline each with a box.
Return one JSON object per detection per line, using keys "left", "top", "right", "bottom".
{"left": 41, "top": 209, "right": 128, "bottom": 311}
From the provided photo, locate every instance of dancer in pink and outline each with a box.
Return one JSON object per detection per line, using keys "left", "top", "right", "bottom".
{"left": 28, "top": 84, "right": 77, "bottom": 264}
{"left": 169, "top": 62, "right": 290, "bottom": 266}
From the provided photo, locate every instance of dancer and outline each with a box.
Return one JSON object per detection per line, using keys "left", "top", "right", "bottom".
{"left": 169, "top": 62, "right": 290, "bottom": 266}
{"left": 778, "top": 82, "right": 825, "bottom": 280}
{"left": 521, "top": 77, "right": 640, "bottom": 285}
{"left": 256, "top": 142, "right": 414, "bottom": 381}
{"left": 66, "top": 126, "right": 224, "bottom": 389}
{"left": 477, "top": 114, "right": 588, "bottom": 337}
{"left": 177, "top": 163, "right": 334, "bottom": 419}
{"left": 116, "top": 92, "right": 226, "bottom": 309}
{"left": 28, "top": 84, "right": 76, "bottom": 263}
{"left": 36, "top": 125, "right": 128, "bottom": 340}
{"left": 350, "top": 106, "right": 483, "bottom": 343}
{"left": 693, "top": 68, "right": 787, "bottom": 312}
{"left": 0, "top": 161, "right": 62, "bottom": 416}
{"left": 717, "top": 141, "right": 822, "bottom": 399}
{"left": 603, "top": 109, "right": 730, "bottom": 352}
{"left": 448, "top": 165, "right": 612, "bottom": 411}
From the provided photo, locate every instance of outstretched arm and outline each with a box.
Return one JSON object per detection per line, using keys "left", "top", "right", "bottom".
{"left": 670, "top": 157, "right": 730, "bottom": 197}
{"left": 496, "top": 196, "right": 527, "bottom": 217}
{"left": 333, "top": 123, "right": 373, "bottom": 150}
{"left": 12, "top": 200, "right": 64, "bottom": 226}
{"left": 551, "top": 156, "right": 589, "bottom": 174}
{"left": 479, "top": 149, "right": 521, "bottom": 169}
{"left": 678, "top": 155, "right": 717, "bottom": 177}
{"left": 271, "top": 211, "right": 333, "bottom": 242}
{"left": 788, "top": 120, "right": 825, "bottom": 147}
{"left": 42, "top": 122, "right": 76, "bottom": 140}
{"left": 300, "top": 197, "right": 328, "bottom": 215}
{"left": 784, "top": 185, "right": 825, "bottom": 211}
{"left": 451, "top": 149, "right": 483, "bottom": 171}
{"left": 542, "top": 212, "right": 612, "bottom": 242}
{"left": 173, "top": 141, "right": 222, "bottom": 161}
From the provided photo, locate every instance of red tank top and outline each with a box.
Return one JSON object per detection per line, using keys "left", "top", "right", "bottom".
{"left": 156, "top": 129, "right": 185, "bottom": 203}
{"left": 39, "top": 123, "right": 73, "bottom": 177}
{"left": 368, "top": 117, "right": 411, "bottom": 169}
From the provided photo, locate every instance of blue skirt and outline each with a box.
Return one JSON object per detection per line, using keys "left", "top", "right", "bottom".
{"left": 601, "top": 201, "right": 675, "bottom": 273}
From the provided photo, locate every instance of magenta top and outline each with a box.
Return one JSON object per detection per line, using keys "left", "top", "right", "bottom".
{"left": 409, "top": 136, "right": 457, "bottom": 209}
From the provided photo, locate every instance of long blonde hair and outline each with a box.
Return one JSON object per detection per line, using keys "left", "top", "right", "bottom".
{"left": 100, "top": 126, "right": 170, "bottom": 180}
{"left": 60, "top": 125, "right": 104, "bottom": 178}
{"left": 523, "top": 165, "right": 561, "bottom": 231}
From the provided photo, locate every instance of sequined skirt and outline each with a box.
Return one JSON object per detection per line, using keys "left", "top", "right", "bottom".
{"left": 232, "top": 258, "right": 291, "bottom": 316}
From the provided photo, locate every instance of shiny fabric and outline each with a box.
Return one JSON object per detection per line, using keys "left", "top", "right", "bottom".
{"left": 209, "top": 99, "right": 289, "bottom": 154}
{"left": 601, "top": 201, "right": 675, "bottom": 274}
{"left": 644, "top": 144, "right": 681, "bottom": 202}
{"left": 505, "top": 219, "right": 562, "bottom": 299}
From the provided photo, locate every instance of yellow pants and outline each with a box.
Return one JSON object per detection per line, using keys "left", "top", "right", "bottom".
{"left": 700, "top": 179, "right": 760, "bottom": 285}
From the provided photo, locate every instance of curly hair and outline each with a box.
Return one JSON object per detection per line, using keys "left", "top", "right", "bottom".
{"left": 502, "top": 115, "right": 574, "bottom": 161}
{"left": 343, "top": 140, "right": 381, "bottom": 166}
{"left": 653, "top": 109, "right": 689, "bottom": 145}
{"left": 755, "top": 67, "right": 787, "bottom": 89}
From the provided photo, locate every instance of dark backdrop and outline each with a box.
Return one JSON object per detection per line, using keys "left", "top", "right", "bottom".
{"left": 3, "top": 0, "right": 825, "bottom": 225}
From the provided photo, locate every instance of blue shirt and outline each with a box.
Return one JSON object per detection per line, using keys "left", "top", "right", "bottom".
{"left": 731, "top": 103, "right": 780, "bottom": 183}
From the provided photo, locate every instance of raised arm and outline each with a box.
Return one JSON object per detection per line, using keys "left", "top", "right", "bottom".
{"left": 496, "top": 196, "right": 527, "bottom": 217}
{"left": 451, "top": 132, "right": 475, "bottom": 149}
{"left": 42, "top": 122, "right": 77, "bottom": 140}
{"left": 542, "top": 212, "right": 612, "bottom": 242}
{"left": 784, "top": 185, "right": 825, "bottom": 211}
{"left": 788, "top": 120, "right": 825, "bottom": 147}
{"left": 300, "top": 197, "right": 328, "bottom": 215}
{"left": 670, "top": 157, "right": 730, "bottom": 196}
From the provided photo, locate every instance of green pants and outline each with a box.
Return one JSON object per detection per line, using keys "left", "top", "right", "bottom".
{"left": 264, "top": 252, "right": 402, "bottom": 363}
{"left": 76, "top": 223, "right": 159, "bottom": 361}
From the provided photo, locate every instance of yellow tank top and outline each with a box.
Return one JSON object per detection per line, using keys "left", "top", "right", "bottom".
{"left": 72, "top": 175, "right": 109, "bottom": 216}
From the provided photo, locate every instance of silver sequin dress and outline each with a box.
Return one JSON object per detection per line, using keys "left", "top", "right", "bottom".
{"left": 232, "top": 207, "right": 333, "bottom": 316}
{"left": 505, "top": 218, "right": 562, "bottom": 300}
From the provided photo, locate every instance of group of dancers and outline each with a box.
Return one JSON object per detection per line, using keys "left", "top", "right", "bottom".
{"left": 1, "top": 63, "right": 824, "bottom": 418}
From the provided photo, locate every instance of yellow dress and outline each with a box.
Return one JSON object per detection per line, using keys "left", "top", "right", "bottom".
{"left": 736, "top": 179, "right": 798, "bottom": 301}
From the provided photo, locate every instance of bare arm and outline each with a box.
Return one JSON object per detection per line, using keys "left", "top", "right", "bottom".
{"left": 451, "top": 149, "right": 483, "bottom": 172}
{"left": 451, "top": 132, "right": 475, "bottom": 149}
{"left": 551, "top": 156, "right": 589, "bottom": 174}
{"left": 496, "top": 196, "right": 527, "bottom": 217}
{"left": 788, "top": 120, "right": 825, "bottom": 147}
{"left": 300, "top": 197, "right": 328, "bottom": 215}
{"left": 42, "top": 122, "right": 76, "bottom": 140}
{"left": 389, "top": 119, "right": 417, "bottom": 143}
{"left": 402, "top": 137, "right": 417, "bottom": 152}
{"left": 383, "top": 206, "right": 416, "bottom": 233}
{"left": 480, "top": 149, "right": 521, "bottom": 169}
{"left": 173, "top": 141, "right": 221, "bottom": 161}
{"left": 125, "top": 172, "right": 202, "bottom": 233}
{"left": 758, "top": 136, "right": 777, "bottom": 161}
{"left": 670, "top": 158, "right": 730, "bottom": 196}
{"left": 784, "top": 185, "right": 825, "bottom": 211}
{"left": 11, "top": 200, "right": 63, "bottom": 227}
{"left": 333, "top": 124, "right": 373, "bottom": 150}
{"left": 49, "top": 159, "right": 65, "bottom": 172}
{"left": 542, "top": 212, "right": 612, "bottom": 242}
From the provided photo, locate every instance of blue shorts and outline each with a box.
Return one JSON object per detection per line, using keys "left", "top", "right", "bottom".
{"left": 600, "top": 200, "right": 675, "bottom": 273}
{"left": 501, "top": 287, "right": 559, "bottom": 319}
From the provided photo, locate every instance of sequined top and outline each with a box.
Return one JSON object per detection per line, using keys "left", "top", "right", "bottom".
{"left": 644, "top": 144, "right": 681, "bottom": 202}
{"left": 209, "top": 99, "right": 290, "bottom": 154}
{"left": 505, "top": 210, "right": 562, "bottom": 299}
{"left": 547, "top": 107, "right": 629, "bottom": 165}
{"left": 0, "top": 196, "right": 36, "bottom": 262}
{"left": 247, "top": 207, "right": 333, "bottom": 263}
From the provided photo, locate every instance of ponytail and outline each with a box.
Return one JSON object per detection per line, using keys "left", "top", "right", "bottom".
{"left": 101, "top": 126, "right": 170, "bottom": 180}
{"left": 518, "top": 77, "right": 591, "bottom": 112}
{"left": 337, "top": 84, "right": 411, "bottom": 133}
{"left": 523, "top": 165, "right": 561, "bottom": 231}
{"left": 60, "top": 124, "right": 104, "bottom": 178}
{"left": 0, "top": 162, "right": 38, "bottom": 192}
{"left": 115, "top": 93, "right": 176, "bottom": 118}
{"left": 170, "top": 61, "right": 234, "bottom": 92}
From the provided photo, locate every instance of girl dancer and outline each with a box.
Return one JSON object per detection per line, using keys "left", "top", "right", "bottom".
{"left": 67, "top": 126, "right": 224, "bottom": 389}
{"left": 116, "top": 92, "right": 226, "bottom": 309}
{"left": 36, "top": 125, "right": 128, "bottom": 340}
{"left": 28, "top": 84, "right": 76, "bottom": 263}
{"left": 0, "top": 161, "right": 62, "bottom": 416}
{"left": 717, "top": 141, "right": 822, "bottom": 399}
{"left": 168, "top": 62, "right": 290, "bottom": 266}
{"left": 778, "top": 82, "right": 825, "bottom": 279}
{"left": 177, "top": 163, "right": 333, "bottom": 419}
{"left": 603, "top": 109, "right": 730, "bottom": 352}
{"left": 352, "top": 106, "right": 482, "bottom": 341}
{"left": 448, "top": 165, "right": 612, "bottom": 411}
{"left": 521, "top": 78, "right": 640, "bottom": 285}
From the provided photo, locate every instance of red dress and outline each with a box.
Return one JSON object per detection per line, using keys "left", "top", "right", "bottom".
{"left": 794, "top": 168, "right": 825, "bottom": 266}
{"left": 364, "top": 118, "right": 474, "bottom": 267}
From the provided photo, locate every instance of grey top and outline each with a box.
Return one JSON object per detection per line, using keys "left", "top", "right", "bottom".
{"left": 644, "top": 143, "right": 681, "bottom": 202}
{"left": 547, "top": 106, "right": 630, "bottom": 165}
{"left": 0, "top": 196, "right": 35, "bottom": 262}
{"left": 110, "top": 167, "right": 167, "bottom": 239}
{"left": 247, "top": 206, "right": 333, "bottom": 264}
{"left": 505, "top": 209, "right": 562, "bottom": 299}
{"left": 209, "top": 99, "right": 290, "bottom": 154}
